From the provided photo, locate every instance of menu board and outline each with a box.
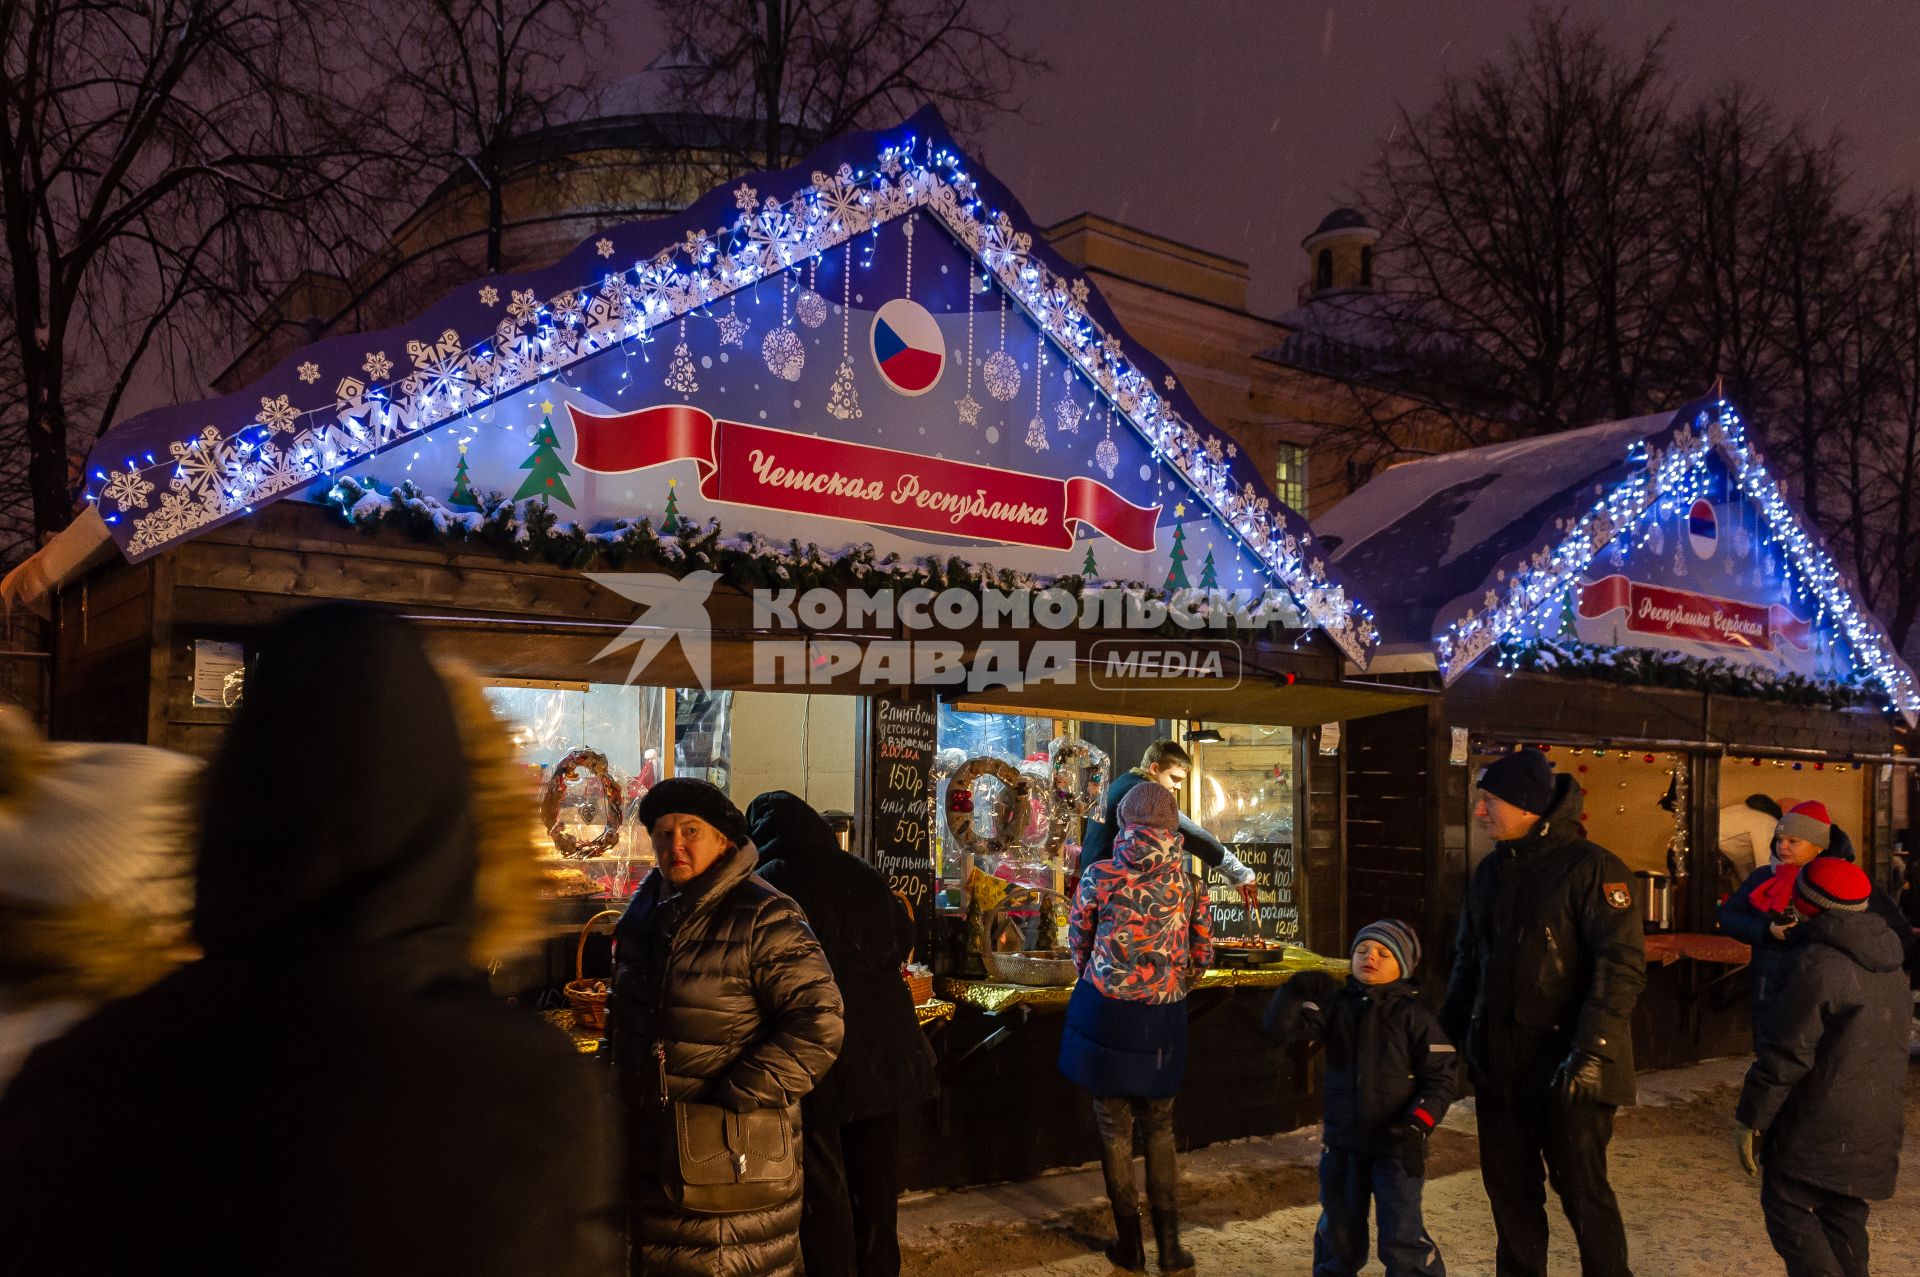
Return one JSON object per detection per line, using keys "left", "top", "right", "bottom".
{"left": 867, "top": 698, "right": 938, "bottom": 960}
{"left": 1204, "top": 840, "right": 1300, "bottom": 943}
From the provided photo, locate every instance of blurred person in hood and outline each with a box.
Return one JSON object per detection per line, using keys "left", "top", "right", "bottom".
{"left": 0, "top": 604, "right": 618, "bottom": 1276}
{"left": 0, "top": 707, "right": 201, "bottom": 1093}
{"left": 748, "top": 790, "right": 936, "bottom": 1277}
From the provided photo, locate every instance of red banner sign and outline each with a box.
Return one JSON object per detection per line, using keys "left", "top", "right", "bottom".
{"left": 1576, "top": 575, "right": 1775, "bottom": 651}
{"left": 567, "top": 403, "right": 1162, "bottom": 552}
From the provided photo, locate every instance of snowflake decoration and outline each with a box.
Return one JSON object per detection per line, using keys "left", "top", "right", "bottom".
{"left": 552, "top": 291, "right": 586, "bottom": 328}
{"left": 811, "top": 166, "right": 872, "bottom": 235}
{"left": 102, "top": 468, "right": 154, "bottom": 511}
{"left": 363, "top": 351, "right": 393, "bottom": 380}
{"left": 255, "top": 393, "right": 299, "bottom": 433}
{"left": 1071, "top": 279, "right": 1090, "bottom": 308}
{"left": 297, "top": 362, "right": 320, "bottom": 385}
{"left": 1204, "top": 436, "right": 1223, "bottom": 463}
{"left": 664, "top": 342, "right": 699, "bottom": 396}
{"left": 983, "top": 350, "right": 1020, "bottom": 401}
{"left": 1054, "top": 398, "right": 1083, "bottom": 435}
{"left": 478, "top": 285, "right": 499, "bottom": 307}
{"left": 507, "top": 289, "right": 538, "bottom": 322}
{"left": 169, "top": 426, "right": 226, "bottom": 496}
{"left": 1025, "top": 416, "right": 1049, "bottom": 452}
{"left": 596, "top": 237, "right": 614, "bottom": 259}
{"left": 714, "top": 310, "right": 749, "bottom": 347}
{"left": 955, "top": 393, "right": 982, "bottom": 428}
{"left": 1094, "top": 437, "right": 1119, "bottom": 479}
{"left": 763, "top": 326, "right": 805, "bottom": 381}
{"left": 826, "top": 358, "right": 862, "bottom": 420}
{"left": 1164, "top": 375, "right": 1177, "bottom": 389}
{"left": 796, "top": 288, "right": 829, "bottom": 328}
{"left": 734, "top": 183, "right": 759, "bottom": 212}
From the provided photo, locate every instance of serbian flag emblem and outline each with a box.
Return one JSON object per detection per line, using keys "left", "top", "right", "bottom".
{"left": 870, "top": 298, "right": 945, "bottom": 395}
{"left": 1687, "top": 499, "right": 1717, "bottom": 559}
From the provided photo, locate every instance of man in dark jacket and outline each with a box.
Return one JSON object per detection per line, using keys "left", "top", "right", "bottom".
{"left": 0, "top": 604, "right": 622, "bottom": 1277}
{"left": 1735, "top": 856, "right": 1908, "bottom": 1277}
{"left": 1441, "top": 749, "right": 1647, "bottom": 1277}
{"left": 748, "top": 790, "right": 938, "bottom": 1277}
{"left": 1081, "top": 739, "right": 1259, "bottom": 913}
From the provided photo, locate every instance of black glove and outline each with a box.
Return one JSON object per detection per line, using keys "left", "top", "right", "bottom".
{"left": 1552, "top": 1048, "right": 1606, "bottom": 1105}
{"left": 1395, "top": 1116, "right": 1432, "bottom": 1177}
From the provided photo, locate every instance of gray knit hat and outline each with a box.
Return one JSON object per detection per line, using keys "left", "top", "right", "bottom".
{"left": 1352, "top": 918, "right": 1421, "bottom": 976}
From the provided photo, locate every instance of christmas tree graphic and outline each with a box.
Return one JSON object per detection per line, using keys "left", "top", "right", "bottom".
{"left": 512, "top": 401, "right": 574, "bottom": 507}
{"left": 449, "top": 445, "right": 479, "bottom": 510}
{"left": 663, "top": 478, "right": 681, "bottom": 533}
{"left": 1163, "top": 520, "right": 1190, "bottom": 591}
{"left": 1081, "top": 541, "right": 1098, "bottom": 578}
{"left": 1198, "top": 546, "right": 1218, "bottom": 591}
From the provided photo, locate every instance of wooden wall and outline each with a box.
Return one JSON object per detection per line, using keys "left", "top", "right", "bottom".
{"left": 48, "top": 554, "right": 161, "bottom": 743}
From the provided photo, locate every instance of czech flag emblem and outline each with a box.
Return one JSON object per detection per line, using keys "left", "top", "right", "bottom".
{"left": 1687, "top": 498, "right": 1717, "bottom": 559}
{"left": 870, "top": 298, "right": 945, "bottom": 396}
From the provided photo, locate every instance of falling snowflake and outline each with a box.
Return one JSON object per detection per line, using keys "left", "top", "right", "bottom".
{"left": 102, "top": 468, "right": 154, "bottom": 511}
{"left": 1025, "top": 416, "right": 1049, "bottom": 452}
{"left": 596, "top": 237, "right": 614, "bottom": 258}
{"left": 255, "top": 393, "right": 300, "bottom": 434}
{"left": 1054, "top": 398, "right": 1083, "bottom": 435}
{"left": 664, "top": 342, "right": 699, "bottom": 396}
{"left": 826, "top": 358, "right": 862, "bottom": 420}
{"left": 297, "top": 362, "right": 320, "bottom": 385}
{"left": 479, "top": 285, "right": 499, "bottom": 307}
{"left": 1094, "top": 437, "right": 1119, "bottom": 479}
{"left": 715, "top": 310, "right": 749, "bottom": 346}
{"left": 363, "top": 351, "right": 393, "bottom": 380}
{"left": 983, "top": 350, "right": 1020, "bottom": 401}
{"left": 763, "top": 326, "right": 805, "bottom": 381}
{"left": 796, "top": 288, "right": 829, "bottom": 328}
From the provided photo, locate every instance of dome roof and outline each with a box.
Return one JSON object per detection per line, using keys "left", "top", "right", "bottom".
{"left": 1313, "top": 207, "right": 1371, "bottom": 235}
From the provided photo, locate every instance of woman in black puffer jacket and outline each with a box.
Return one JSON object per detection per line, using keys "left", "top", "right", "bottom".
{"left": 611, "top": 779, "right": 845, "bottom": 1277}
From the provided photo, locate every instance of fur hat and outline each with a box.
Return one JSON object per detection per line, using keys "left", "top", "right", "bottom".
{"left": 1117, "top": 780, "right": 1179, "bottom": 832}
{"left": 638, "top": 777, "right": 750, "bottom": 847}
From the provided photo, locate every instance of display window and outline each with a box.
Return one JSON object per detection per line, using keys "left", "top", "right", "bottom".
{"left": 1185, "top": 723, "right": 1300, "bottom": 943}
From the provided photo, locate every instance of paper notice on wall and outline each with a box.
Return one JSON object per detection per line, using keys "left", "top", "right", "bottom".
{"left": 1450, "top": 726, "right": 1471, "bottom": 766}
{"left": 1318, "top": 722, "right": 1341, "bottom": 755}
{"left": 192, "top": 640, "right": 245, "bottom": 708}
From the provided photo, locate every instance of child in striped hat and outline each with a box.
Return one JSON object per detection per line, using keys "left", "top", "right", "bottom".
{"left": 1265, "top": 919, "right": 1458, "bottom": 1277}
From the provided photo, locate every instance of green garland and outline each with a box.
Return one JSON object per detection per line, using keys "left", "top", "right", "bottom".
{"left": 1498, "top": 635, "right": 1881, "bottom": 711}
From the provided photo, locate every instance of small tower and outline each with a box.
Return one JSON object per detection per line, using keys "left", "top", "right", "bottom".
{"left": 1300, "top": 208, "right": 1381, "bottom": 301}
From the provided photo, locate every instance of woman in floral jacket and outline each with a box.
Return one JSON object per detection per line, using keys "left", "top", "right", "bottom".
{"left": 1058, "top": 781, "right": 1212, "bottom": 1274}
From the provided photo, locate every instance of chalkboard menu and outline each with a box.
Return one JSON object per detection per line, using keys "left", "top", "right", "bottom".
{"left": 1204, "top": 840, "right": 1301, "bottom": 943}
{"left": 867, "top": 698, "right": 938, "bottom": 961}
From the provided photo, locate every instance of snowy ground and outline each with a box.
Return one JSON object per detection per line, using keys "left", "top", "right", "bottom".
{"left": 899, "top": 1056, "right": 1920, "bottom": 1276}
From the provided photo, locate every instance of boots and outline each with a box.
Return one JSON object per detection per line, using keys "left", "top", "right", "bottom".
{"left": 1104, "top": 1206, "right": 1146, "bottom": 1271}
{"left": 1151, "top": 1206, "right": 1195, "bottom": 1274}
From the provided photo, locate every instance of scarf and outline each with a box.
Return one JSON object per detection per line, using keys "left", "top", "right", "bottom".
{"left": 1747, "top": 862, "right": 1800, "bottom": 915}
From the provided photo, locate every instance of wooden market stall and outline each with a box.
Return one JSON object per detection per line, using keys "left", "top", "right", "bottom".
{"left": 4, "top": 110, "right": 1427, "bottom": 1189}
{"left": 1319, "top": 400, "right": 1919, "bottom": 1066}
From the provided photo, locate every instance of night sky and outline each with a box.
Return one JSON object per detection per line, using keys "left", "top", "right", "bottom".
{"left": 948, "top": 0, "right": 1920, "bottom": 315}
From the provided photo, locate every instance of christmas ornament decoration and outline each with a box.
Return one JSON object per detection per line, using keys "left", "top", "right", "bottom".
{"left": 512, "top": 402, "right": 574, "bottom": 506}
{"left": 664, "top": 317, "right": 700, "bottom": 396}
{"left": 1164, "top": 521, "right": 1190, "bottom": 592}
{"left": 762, "top": 274, "right": 805, "bottom": 382}
{"left": 541, "top": 748, "right": 625, "bottom": 859}
{"left": 1054, "top": 375, "right": 1083, "bottom": 435}
{"left": 714, "top": 296, "right": 749, "bottom": 347}
{"left": 1094, "top": 404, "right": 1120, "bottom": 480}
{"left": 796, "top": 256, "right": 828, "bottom": 327}
{"left": 827, "top": 243, "right": 863, "bottom": 419}
{"left": 955, "top": 269, "right": 982, "bottom": 426}
{"left": 982, "top": 288, "right": 1019, "bottom": 401}
{"left": 1024, "top": 338, "right": 1048, "bottom": 452}
{"left": 662, "top": 477, "right": 681, "bottom": 533}
{"left": 449, "top": 444, "right": 479, "bottom": 510}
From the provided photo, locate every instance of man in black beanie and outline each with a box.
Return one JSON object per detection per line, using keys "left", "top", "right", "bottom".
{"left": 1441, "top": 748, "right": 1647, "bottom": 1277}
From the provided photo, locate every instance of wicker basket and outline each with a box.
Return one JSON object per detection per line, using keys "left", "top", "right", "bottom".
{"left": 981, "top": 886, "right": 1077, "bottom": 987}
{"left": 563, "top": 908, "right": 622, "bottom": 1031}
{"left": 895, "top": 889, "right": 936, "bottom": 1004}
